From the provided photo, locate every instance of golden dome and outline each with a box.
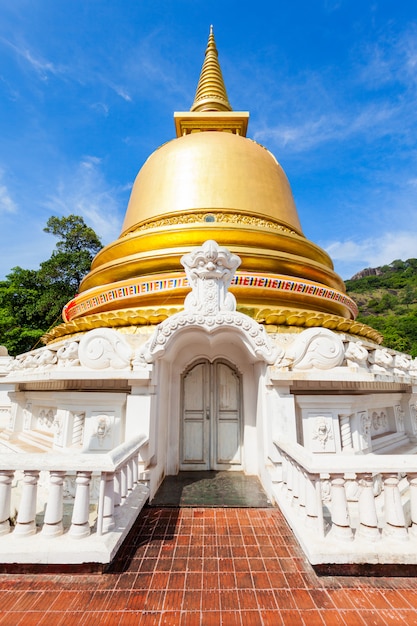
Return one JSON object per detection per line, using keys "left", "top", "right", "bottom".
{"left": 121, "top": 131, "right": 302, "bottom": 236}
{"left": 44, "top": 27, "right": 380, "bottom": 345}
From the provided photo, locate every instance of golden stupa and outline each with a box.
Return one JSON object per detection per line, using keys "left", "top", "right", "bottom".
{"left": 46, "top": 27, "right": 380, "bottom": 344}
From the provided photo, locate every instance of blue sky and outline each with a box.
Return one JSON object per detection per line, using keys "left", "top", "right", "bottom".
{"left": 1, "top": 1, "right": 417, "bottom": 281}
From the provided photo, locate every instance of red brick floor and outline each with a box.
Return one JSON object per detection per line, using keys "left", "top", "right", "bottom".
{"left": 1, "top": 507, "right": 417, "bottom": 625}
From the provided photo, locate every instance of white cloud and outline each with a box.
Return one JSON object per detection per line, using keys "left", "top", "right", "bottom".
{"left": 356, "top": 25, "right": 417, "bottom": 91}
{"left": 326, "top": 231, "right": 417, "bottom": 278}
{"left": 1, "top": 36, "right": 64, "bottom": 81}
{"left": 0, "top": 171, "right": 17, "bottom": 213}
{"left": 107, "top": 82, "right": 132, "bottom": 102}
{"left": 43, "top": 157, "right": 124, "bottom": 243}
{"left": 253, "top": 100, "right": 400, "bottom": 154}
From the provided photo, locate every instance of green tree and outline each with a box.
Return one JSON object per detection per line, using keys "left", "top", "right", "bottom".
{"left": 0, "top": 215, "right": 102, "bottom": 355}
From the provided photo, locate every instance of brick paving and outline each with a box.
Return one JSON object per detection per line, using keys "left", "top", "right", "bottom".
{"left": 1, "top": 506, "right": 417, "bottom": 625}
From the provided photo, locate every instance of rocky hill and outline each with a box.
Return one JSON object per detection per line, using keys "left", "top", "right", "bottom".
{"left": 345, "top": 259, "right": 417, "bottom": 356}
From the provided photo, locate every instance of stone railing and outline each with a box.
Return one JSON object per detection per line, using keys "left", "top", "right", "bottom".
{"left": 0, "top": 433, "right": 149, "bottom": 544}
{"left": 272, "top": 439, "right": 417, "bottom": 564}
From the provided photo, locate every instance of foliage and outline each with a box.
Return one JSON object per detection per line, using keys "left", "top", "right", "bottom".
{"left": 0, "top": 215, "right": 102, "bottom": 355}
{"left": 346, "top": 259, "right": 417, "bottom": 357}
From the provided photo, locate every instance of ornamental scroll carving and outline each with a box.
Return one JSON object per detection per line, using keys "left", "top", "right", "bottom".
{"left": 78, "top": 328, "right": 132, "bottom": 370}
{"left": 283, "top": 327, "right": 344, "bottom": 370}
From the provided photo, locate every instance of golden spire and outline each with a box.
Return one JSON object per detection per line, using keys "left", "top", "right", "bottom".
{"left": 191, "top": 25, "right": 232, "bottom": 112}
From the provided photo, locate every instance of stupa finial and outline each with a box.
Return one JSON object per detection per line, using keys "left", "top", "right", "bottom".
{"left": 190, "top": 26, "right": 232, "bottom": 112}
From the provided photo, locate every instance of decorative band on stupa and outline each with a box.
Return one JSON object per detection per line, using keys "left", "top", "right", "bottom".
{"left": 63, "top": 270, "right": 358, "bottom": 323}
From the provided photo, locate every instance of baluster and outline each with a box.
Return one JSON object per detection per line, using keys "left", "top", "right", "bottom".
{"left": 292, "top": 463, "right": 300, "bottom": 509}
{"left": 0, "top": 470, "right": 14, "bottom": 536}
{"left": 42, "top": 471, "right": 66, "bottom": 537}
{"left": 298, "top": 469, "right": 306, "bottom": 519}
{"left": 97, "top": 472, "right": 115, "bottom": 536}
{"left": 286, "top": 459, "right": 294, "bottom": 503}
{"left": 357, "top": 473, "right": 380, "bottom": 541}
{"left": 409, "top": 473, "right": 417, "bottom": 538}
{"left": 120, "top": 465, "right": 128, "bottom": 502}
{"left": 114, "top": 469, "right": 122, "bottom": 507}
{"left": 305, "top": 472, "right": 319, "bottom": 530}
{"left": 69, "top": 471, "right": 92, "bottom": 539}
{"left": 383, "top": 474, "right": 408, "bottom": 541}
{"left": 127, "top": 459, "right": 133, "bottom": 493}
{"left": 329, "top": 475, "right": 353, "bottom": 541}
{"left": 131, "top": 455, "right": 138, "bottom": 486}
{"left": 281, "top": 453, "right": 288, "bottom": 494}
{"left": 14, "top": 470, "right": 40, "bottom": 537}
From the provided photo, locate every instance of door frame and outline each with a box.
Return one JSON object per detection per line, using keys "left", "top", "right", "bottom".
{"left": 180, "top": 357, "right": 243, "bottom": 471}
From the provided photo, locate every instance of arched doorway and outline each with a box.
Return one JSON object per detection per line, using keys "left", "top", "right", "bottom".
{"left": 180, "top": 358, "right": 242, "bottom": 470}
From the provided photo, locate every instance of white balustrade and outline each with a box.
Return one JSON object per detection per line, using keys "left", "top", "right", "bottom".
{"left": 273, "top": 439, "right": 417, "bottom": 551}
{"left": 0, "top": 434, "right": 148, "bottom": 543}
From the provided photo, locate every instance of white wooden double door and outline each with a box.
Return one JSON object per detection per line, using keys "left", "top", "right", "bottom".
{"left": 180, "top": 359, "right": 242, "bottom": 470}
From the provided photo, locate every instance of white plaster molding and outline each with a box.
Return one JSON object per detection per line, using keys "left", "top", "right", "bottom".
{"left": 393, "top": 353, "right": 411, "bottom": 376}
{"left": 344, "top": 341, "right": 369, "bottom": 370}
{"left": 78, "top": 328, "right": 132, "bottom": 370}
{"left": 56, "top": 341, "right": 80, "bottom": 367}
{"left": 368, "top": 348, "right": 394, "bottom": 374}
{"left": 284, "top": 327, "right": 345, "bottom": 370}
{"left": 138, "top": 310, "right": 281, "bottom": 365}
{"left": 137, "top": 240, "right": 280, "bottom": 365}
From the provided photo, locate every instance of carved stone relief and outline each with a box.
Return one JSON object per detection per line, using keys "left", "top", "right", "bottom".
{"left": 368, "top": 348, "right": 394, "bottom": 374}
{"left": 359, "top": 411, "right": 372, "bottom": 451}
{"left": 78, "top": 328, "right": 132, "bottom": 370}
{"left": 36, "top": 408, "right": 55, "bottom": 433}
{"left": 370, "top": 410, "right": 389, "bottom": 437}
{"left": 310, "top": 416, "right": 335, "bottom": 452}
{"left": 138, "top": 240, "right": 280, "bottom": 365}
{"left": 23, "top": 402, "right": 32, "bottom": 431}
{"left": 283, "top": 327, "right": 345, "bottom": 370}
{"left": 344, "top": 341, "right": 369, "bottom": 370}
{"left": 394, "top": 405, "right": 405, "bottom": 433}
{"left": 410, "top": 402, "right": 417, "bottom": 436}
